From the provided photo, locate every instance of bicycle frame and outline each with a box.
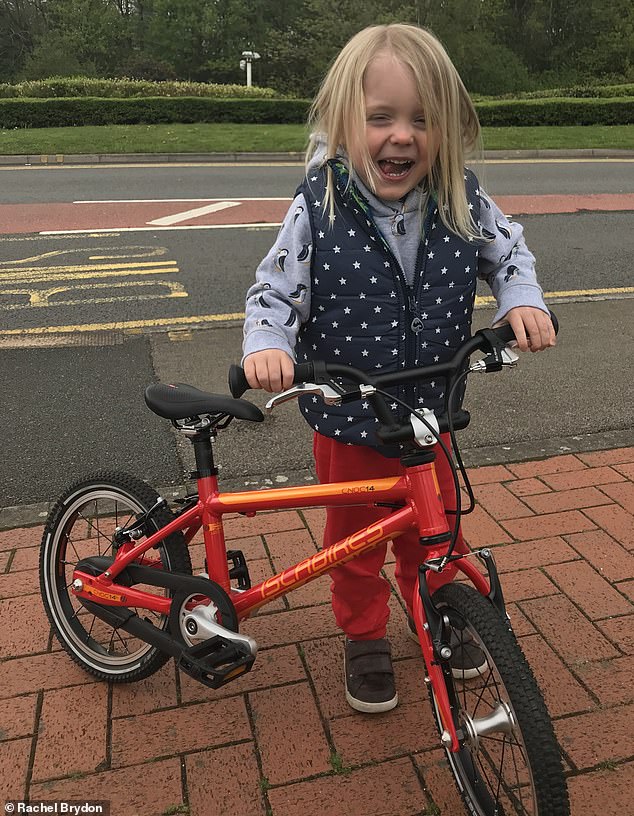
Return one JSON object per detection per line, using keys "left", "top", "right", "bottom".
{"left": 71, "top": 454, "right": 490, "bottom": 752}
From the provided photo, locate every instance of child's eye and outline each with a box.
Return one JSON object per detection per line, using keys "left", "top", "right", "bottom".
{"left": 415, "top": 117, "right": 427, "bottom": 128}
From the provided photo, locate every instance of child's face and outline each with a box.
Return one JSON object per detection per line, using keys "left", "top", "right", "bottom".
{"left": 350, "top": 53, "right": 437, "bottom": 201}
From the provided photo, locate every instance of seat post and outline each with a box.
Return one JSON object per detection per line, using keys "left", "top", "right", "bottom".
{"left": 190, "top": 429, "right": 218, "bottom": 479}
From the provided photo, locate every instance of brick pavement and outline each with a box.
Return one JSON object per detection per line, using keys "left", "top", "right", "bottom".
{"left": 1, "top": 446, "right": 633, "bottom": 816}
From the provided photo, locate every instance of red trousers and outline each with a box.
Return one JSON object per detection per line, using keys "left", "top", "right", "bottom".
{"left": 313, "top": 432, "right": 469, "bottom": 640}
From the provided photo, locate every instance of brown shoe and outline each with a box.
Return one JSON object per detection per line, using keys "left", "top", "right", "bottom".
{"left": 344, "top": 638, "right": 398, "bottom": 713}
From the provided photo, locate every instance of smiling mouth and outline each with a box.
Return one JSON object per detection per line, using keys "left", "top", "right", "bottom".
{"left": 378, "top": 159, "right": 414, "bottom": 179}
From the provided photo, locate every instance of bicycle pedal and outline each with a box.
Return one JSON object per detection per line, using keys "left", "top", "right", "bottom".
{"left": 178, "top": 635, "right": 255, "bottom": 689}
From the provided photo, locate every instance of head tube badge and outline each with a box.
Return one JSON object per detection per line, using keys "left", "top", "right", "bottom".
{"left": 410, "top": 409, "right": 439, "bottom": 447}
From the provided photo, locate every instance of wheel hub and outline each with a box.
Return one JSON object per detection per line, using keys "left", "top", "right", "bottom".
{"left": 462, "top": 701, "right": 517, "bottom": 752}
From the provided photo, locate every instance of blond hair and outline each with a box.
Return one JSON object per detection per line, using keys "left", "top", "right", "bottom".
{"left": 306, "top": 24, "right": 482, "bottom": 239}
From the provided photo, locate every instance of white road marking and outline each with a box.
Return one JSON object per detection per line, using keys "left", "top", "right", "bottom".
{"left": 146, "top": 200, "right": 241, "bottom": 226}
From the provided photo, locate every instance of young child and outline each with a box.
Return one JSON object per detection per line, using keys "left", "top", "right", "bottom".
{"left": 242, "top": 24, "right": 555, "bottom": 713}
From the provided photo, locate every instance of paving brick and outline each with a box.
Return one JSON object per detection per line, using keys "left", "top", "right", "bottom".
{"left": 0, "top": 736, "right": 30, "bottom": 800}
{"left": 240, "top": 604, "right": 341, "bottom": 648}
{"left": 473, "top": 482, "right": 534, "bottom": 520}
{"left": 556, "top": 703, "right": 634, "bottom": 769}
{"left": 577, "top": 447, "right": 634, "bottom": 467}
{"left": 466, "top": 464, "right": 516, "bottom": 484}
{"left": 506, "top": 454, "right": 587, "bottom": 479}
{"left": 501, "top": 510, "right": 596, "bottom": 541}
{"left": 414, "top": 749, "right": 465, "bottom": 815}
{"left": 179, "top": 644, "right": 307, "bottom": 704}
{"left": 187, "top": 743, "right": 266, "bottom": 816}
{"left": 522, "top": 486, "right": 612, "bottom": 514}
{"left": 568, "top": 761, "right": 634, "bottom": 816}
{"left": 505, "top": 477, "right": 551, "bottom": 497}
{"left": 0, "top": 694, "right": 37, "bottom": 740}
{"left": 598, "top": 480, "right": 634, "bottom": 511}
{"left": 597, "top": 614, "right": 634, "bottom": 654}
{"left": 0, "top": 568, "right": 39, "bottom": 599}
{"left": 267, "top": 756, "right": 428, "bottom": 816}
{"left": 111, "top": 696, "right": 251, "bottom": 767}
{"left": 286, "top": 572, "right": 332, "bottom": 608}
{"left": 614, "top": 461, "right": 634, "bottom": 480}
{"left": 302, "top": 507, "right": 326, "bottom": 546}
{"left": 618, "top": 579, "right": 634, "bottom": 602}
{"left": 7, "top": 545, "right": 39, "bottom": 572}
{"left": 519, "top": 634, "right": 594, "bottom": 716}
{"left": 545, "top": 560, "right": 632, "bottom": 620}
{"left": 250, "top": 681, "right": 331, "bottom": 784}
{"left": 542, "top": 466, "right": 626, "bottom": 491}
{"left": 498, "top": 568, "right": 558, "bottom": 603}
{"left": 576, "top": 654, "right": 634, "bottom": 706}
{"left": 223, "top": 510, "right": 305, "bottom": 540}
{"left": 266, "top": 527, "right": 320, "bottom": 567}
{"left": 582, "top": 504, "right": 634, "bottom": 549}
{"left": 302, "top": 636, "right": 349, "bottom": 720}
{"left": 0, "top": 550, "right": 9, "bottom": 572}
{"left": 520, "top": 594, "right": 619, "bottom": 663}
{"left": 565, "top": 529, "right": 634, "bottom": 582}
{"left": 111, "top": 661, "right": 177, "bottom": 718}
{"left": 489, "top": 536, "right": 579, "bottom": 573}
{"left": 30, "top": 757, "right": 183, "bottom": 816}
{"left": 0, "top": 594, "right": 50, "bottom": 656}
{"left": 0, "top": 651, "right": 94, "bottom": 699}
{"left": 461, "top": 505, "right": 513, "bottom": 548}
{"left": 330, "top": 700, "right": 438, "bottom": 765}
{"left": 0, "top": 525, "right": 44, "bottom": 551}
{"left": 508, "top": 603, "right": 536, "bottom": 636}
{"left": 32, "top": 683, "right": 108, "bottom": 782}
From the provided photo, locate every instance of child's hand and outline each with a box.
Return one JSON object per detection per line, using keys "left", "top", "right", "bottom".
{"left": 244, "top": 350, "right": 295, "bottom": 392}
{"left": 500, "top": 307, "right": 556, "bottom": 352}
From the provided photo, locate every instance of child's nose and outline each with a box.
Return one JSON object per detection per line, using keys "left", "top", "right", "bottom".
{"left": 390, "top": 123, "right": 414, "bottom": 144}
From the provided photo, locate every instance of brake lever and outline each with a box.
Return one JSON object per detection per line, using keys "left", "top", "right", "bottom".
{"left": 265, "top": 382, "right": 343, "bottom": 412}
{"left": 469, "top": 346, "right": 519, "bottom": 373}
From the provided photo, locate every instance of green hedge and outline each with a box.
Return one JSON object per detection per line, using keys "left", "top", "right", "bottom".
{"left": 0, "top": 77, "right": 278, "bottom": 99}
{"left": 479, "top": 83, "right": 634, "bottom": 101}
{"left": 475, "top": 97, "right": 634, "bottom": 126}
{"left": 0, "top": 97, "right": 311, "bottom": 128}
{"left": 1, "top": 95, "right": 632, "bottom": 129}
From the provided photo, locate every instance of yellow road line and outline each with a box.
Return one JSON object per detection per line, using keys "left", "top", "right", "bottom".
{"left": 0, "top": 266, "right": 178, "bottom": 285}
{"left": 0, "top": 260, "right": 176, "bottom": 278}
{"left": 0, "top": 312, "right": 245, "bottom": 336}
{"left": 476, "top": 286, "right": 634, "bottom": 305}
{"left": 1, "top": 286, "right": 632, "bottom": 337}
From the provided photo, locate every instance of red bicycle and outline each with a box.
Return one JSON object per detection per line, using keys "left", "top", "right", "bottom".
{"left": 40, "top": 318, "right": 569, "bottom": 816}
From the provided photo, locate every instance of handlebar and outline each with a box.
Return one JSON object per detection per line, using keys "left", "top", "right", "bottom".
{"left": 229, "top": 311, "right": 559, "bottom": 400}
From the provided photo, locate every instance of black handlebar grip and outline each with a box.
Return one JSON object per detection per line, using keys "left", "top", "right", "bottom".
{"left": 228, "top": 364, "right": 250, "bottom": 398}
{"left": 293, "top": 362, "right": 315, "bottom": 384}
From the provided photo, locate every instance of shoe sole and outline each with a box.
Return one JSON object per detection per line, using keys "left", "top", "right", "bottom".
{"left": 345, "top": 686, "right": 398, "bottom": 713}
{"left": 407, "top": 625, "right": 488, "bottom": 680}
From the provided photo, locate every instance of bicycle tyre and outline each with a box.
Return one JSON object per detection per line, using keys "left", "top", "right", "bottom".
{"left": 428, "top": 582, "right": 569, "bottom": 816}
{"left": 40, "top": 471, "right": 192, "bottom": 683}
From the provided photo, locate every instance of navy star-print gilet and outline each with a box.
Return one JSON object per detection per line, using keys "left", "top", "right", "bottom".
{"left": 296, "top": 161, "right": 481, "bottom": 453}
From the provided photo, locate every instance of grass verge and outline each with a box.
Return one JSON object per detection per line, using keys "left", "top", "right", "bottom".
{"left": 0, "top": 123, "right": 633, "bottom": 156}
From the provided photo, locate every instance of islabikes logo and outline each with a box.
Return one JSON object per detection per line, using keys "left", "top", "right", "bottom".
{"left": 341, "top": 485, "right": 375, "bottom": 494}
{"left": 259, "top": 523, "right": 388, "bottom": 600}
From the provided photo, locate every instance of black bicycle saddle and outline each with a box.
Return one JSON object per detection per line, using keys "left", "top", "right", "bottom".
{"left": 144, "top": 382, "right": 264, "bottom": 422}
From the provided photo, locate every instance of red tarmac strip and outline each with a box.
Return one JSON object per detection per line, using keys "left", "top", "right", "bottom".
{"left": 1, "top": 194, "right": 633, "bottom": 235}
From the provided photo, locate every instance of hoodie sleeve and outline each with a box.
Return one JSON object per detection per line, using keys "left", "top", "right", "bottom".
{"left": 477, "top": 189, "right": 549, "bottom": 324}
{"left": 242, "top": 194, "right": 313, "bottom": 361}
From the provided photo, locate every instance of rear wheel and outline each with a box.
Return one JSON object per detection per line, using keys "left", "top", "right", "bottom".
{"left": 40, "top": 471, "right": 192, "bottom": 682}
{"left": 428, "top": 583, "right": 569, "bottom": 816}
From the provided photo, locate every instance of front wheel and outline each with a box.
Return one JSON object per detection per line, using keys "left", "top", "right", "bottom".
{"left": 40, "top": 471, "right": 192, "bottom": 683}
{"left": 428, "top": 583, "right": 569, "bottom": 816}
